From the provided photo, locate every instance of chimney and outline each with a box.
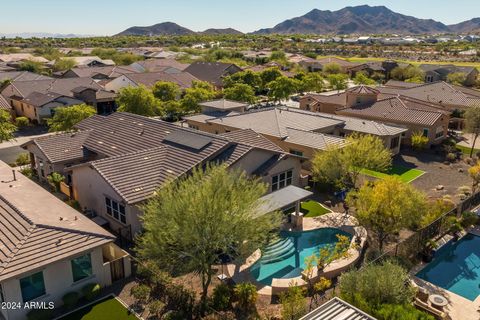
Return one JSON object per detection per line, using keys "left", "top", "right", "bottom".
{"left": 12, "top": 170, "right": 16, "bottom": 181}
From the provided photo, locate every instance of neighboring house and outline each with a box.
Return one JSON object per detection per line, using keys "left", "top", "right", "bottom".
{"left": 129, "top": 59, "right": 190, "bottom": 72}
{"left": 300, "top": 297, "right": 377, "bottom": 320}
{"left": 56, "top": 66, "right": 139, "bottom": 79}
{"left": 104, "top": 71, "right": 198, "bottom": 92}
{"left": 0, "top": 161, "right": 131, "bottom": 320}
{"left": 184, "top": 106, "right": 406, "bottom": 162}
{"left": 49, "top": 56, "right": 115, "bottom": 68}
{"left": 184, "top": 62, "right": 242, "bottom": 88}
{"left": 288, "top": 54, "right": 324, "bottom": 72}
{"left": 16, "top": 91, "right": 84, "bottom": 123}
{"left": 0, "top": 53, "right": 49, "bottom": 64}
{"left": 199, "top": 99, "right": 249, "bottom": 113}
{"left": 0, "top": 71, "right": 52, "bottom": 82}
{"left": 300, "top": 85, "right": 449, "bottom": 146}
{"left": 378, "top": 81, "right": 480, "bottom": 111}
{"left": 0, "top": 94, "right": 11, "bottom": 111}
{"left": 315, "top": 57, "right": 358, "bottom": 72}
{"left": 23, "top": 112, "right": 304, "bottom": 239}
{"left": 1, "top": 77, "right": 117, "bottom": 119}
{"left": 244, "top": 63, "right": 294, "bottom": 78}
{"left": 419, "top": 64, "right": 479, "bottom": 86}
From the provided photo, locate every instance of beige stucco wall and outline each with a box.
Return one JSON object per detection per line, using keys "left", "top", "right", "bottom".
{"left": 0, "top": 246, "right": 107, "bottom": 320}
{"left": 71, "top": 165, "right": 139, "bottom": 236}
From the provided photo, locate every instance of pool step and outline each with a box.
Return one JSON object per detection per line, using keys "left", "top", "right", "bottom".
{"left": 261, "top": 246, "right": 296, "bottom": 264}
{"left": 263, "top": 239, "right": 294, "bottom": 256}
{"left": 265, "top": 238, "right": 291, "bottom": 251}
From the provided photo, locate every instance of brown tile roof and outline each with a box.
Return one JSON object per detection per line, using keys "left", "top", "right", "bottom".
{"left": 284, "top": 128, "right": 346, "bottom": 151}
{"left": 339, "top": 96, "right": 446, "bottom": 126}
{"left": 346, "top": 85, "right": 380, "bottom": 95}
{"left": 383, "top": 80, "right": 423, "bottom": 89}
{"left": 122, "top": 71, "right": 198, "bottom": 89}
{"left": 0, "top": 95, "right": 10, "bottom": 110}
{"left": 21, "top": 91, "right": 64, "bottom": 107}
{"left": 22, "top": 131, "right": 91, "bottom": 164}
{"left": 316, "top": 57, "right": 357, "bottom": 67}
{"left": 199, "top": 99, "right": 249, "bottom": 110}
{"left": 220, "top": 129, "right": 284, "bottom": 153}
{"left": 208, "top": 107, "right": 344, "bottom": 138}
{"left": 0, "top": 161, "right": 114, "bottom": 281}
{"left": 1, "top": 77, "right": 103, "bottom": 99}
{"left": 379, "top": 81, "right": 480, "bottom": 107}
{"left": 184, "top": 62, "right": 241, "bottom": 86}
{"left": 0, "top": 71, "right": 52, "bottom": 82}
{"left": 66, "top": 66, "right": 139, "bottom": 78}
{"left": 131, "top": 59, "right": 189, "bottom": 72}
{"left": 303, "top": 92, "right": 347, "bottom": 106}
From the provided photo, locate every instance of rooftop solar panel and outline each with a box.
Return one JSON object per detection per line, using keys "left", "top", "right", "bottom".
{"left": 162, "top": 130, "right": 212, "bottom": 150}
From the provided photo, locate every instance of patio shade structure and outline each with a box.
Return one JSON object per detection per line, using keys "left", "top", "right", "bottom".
{"left": 300, "top": 297, "right": 377, "bottom": 320}
{"left": 256, "top": 185, "right": 313, "bottom": 216}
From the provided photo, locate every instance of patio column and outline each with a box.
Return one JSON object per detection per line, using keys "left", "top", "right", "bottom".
{"left": 291, "top": 200, "right": 303, "bottom": 230}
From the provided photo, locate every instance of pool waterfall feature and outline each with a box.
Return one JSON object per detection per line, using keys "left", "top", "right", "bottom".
{"left": 250, "top": 228, "right": 353, "bottom": 286}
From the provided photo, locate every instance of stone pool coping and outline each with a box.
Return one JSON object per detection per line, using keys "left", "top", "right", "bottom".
{"left": 226, "top": 212, "right": 367, "bottom": 295}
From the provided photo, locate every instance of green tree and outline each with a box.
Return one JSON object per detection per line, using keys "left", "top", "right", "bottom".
{"left": 223, "top": 70, "right": 262, "bottom": 90}
{"left": 47, "top": 104, "right": 96, "bottom": 132}
{"left": 327, "top": 74, "right": 348, "bottom": 91}
{"left": 0, "top": 110, "right": 17, "bottom": 143}
{"left": 353, "top": 72, "right": 376, "bottom": 85}
{"left": 312, "top": 134, "right": 392, "bottom": 189}
{"left": 339, "top": 261, "right": 415, "bottom": 309}
{"left": 390, "top": 66, "right": 424, "bottom": 82}
{"left": 347, "top": 177, "right": 427, "bottom": 251}
{"left": 136, "top": 164, "right": 280, "bottom": 312}
{"left": 224, "top": 83, "right": 257, "bottom": 104}
{"left": 47, "top": 172, "right": 65, "bottom": 192}
{"left": 15, "top": 116, "right": 29, "bottom": 127}
{"left": 300, "top": 72, "right": 324, "bottom": 93}
{"left": 267, "top": 76, "right": 300, "bottom": 103}
{"left": 160, "top": 100, "right": 183, "bottom": 121}
{"left": 180, "top": 81, "right": 215, "bottom": 113}
{"left": 116, "top": 85, "right": 159, "bottom": 116}
{"left": 464, "top": 105, "right": 480, "bottom": 157}
{"left": 18, "top": 60, "right": 43, "bottom": 73}
{"left": 152, "top": 81, "right": 181, "bottom": 102}
{"left": 259, "top": 68, "right": 282, "bottom": 88}
{"left": 53, "top": 58, "right": 75, "bottom": 72}
{"left": 280, "top": 285, "right": 306, "bottom": 320}
{"left": 323, "top": 63, "right": 342, "bottom": 75}
{"left": 447, "top": 72, "right": 467, "bottom": 86}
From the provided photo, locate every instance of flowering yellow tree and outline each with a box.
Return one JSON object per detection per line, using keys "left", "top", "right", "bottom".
{"left": 468, "top": 161, "right": 480, "bottom": 192}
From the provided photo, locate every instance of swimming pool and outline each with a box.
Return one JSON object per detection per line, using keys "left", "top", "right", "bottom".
{"left": 250, "top": 228, "right": 352, "bottom": 285}
{"left": 416, "top": 233, "right": 480, "bottom": 301}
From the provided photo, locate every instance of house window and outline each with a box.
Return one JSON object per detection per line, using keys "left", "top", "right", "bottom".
{"left": 105, "top": 197, "right": 126, "bottom": 224}
{"left": 435, "top": 126, "right": 444, "bottom": 139}
{"left": 390, "top": 136, "right": 400, "bottom": 149}
{"left": 422, "top": 128, "right": 429, "bottom": 137}
{"left": 271, "top": 170, "right": 293, "bottom": 192}
{"left": 188, "top": 124, "right": 199, "bottom": 130}
{"left": 426, "top": 75, "right": 434, "bottom": 82}
{"left": 20, "top": 272, "right": 45, "bottom": 302}
{"left": 289, "top": 149, "right": 303, "bottom": 157}
{"left": 71, "top": 253, "right": 92, "bottom": 282}
{"left": 38, "top": 159, "right": 45, "bottom": 177}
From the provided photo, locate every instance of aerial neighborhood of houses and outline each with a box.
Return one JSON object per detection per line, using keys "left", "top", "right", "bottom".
{"left": 1, "top": 3, "right": 480, "bottom": 320}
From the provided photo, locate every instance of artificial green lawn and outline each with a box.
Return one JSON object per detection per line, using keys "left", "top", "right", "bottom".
{"left": 455, "top": 144, "right": 480, "bottom": 156}
{"left": 301, "top": 200, "right": 331, "bottom": 218}
{"left": 58, "top": 296, "right": 138, "bottom": 320}
{"left": 361, "top": 165, "right": 425, "bottom": 183}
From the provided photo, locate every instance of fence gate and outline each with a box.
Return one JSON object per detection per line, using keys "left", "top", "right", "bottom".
{"left": 110, "top": 258, "right": 125, "bottom": 283}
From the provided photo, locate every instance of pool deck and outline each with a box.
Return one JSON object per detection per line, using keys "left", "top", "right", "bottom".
{"left": 226, "top": 212, "right": 367, "bottom": 296}
{"left": 411, "top": 227, "right": 480, "bottom": 320}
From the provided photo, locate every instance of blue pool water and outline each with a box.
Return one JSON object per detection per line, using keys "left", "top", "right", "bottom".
{"left": 250, "top": 228, "right": 352, "bottom": 285}
{"left": 416, "top": 233, "right": 480, "bottom": 301}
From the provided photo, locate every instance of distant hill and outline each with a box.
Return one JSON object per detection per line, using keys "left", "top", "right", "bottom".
{"left": 253, "top": 5, "right": 452, "bottom": 35}
{"left": 449, "top": 18, "right": 480, "bottom": 33}
{"left": 201, "top": 28, "right": 243, "bottom": 35}
{"left": 115, "top": 22, "right": 195, "bottom": 36}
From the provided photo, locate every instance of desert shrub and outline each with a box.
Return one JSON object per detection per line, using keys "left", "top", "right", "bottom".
{"left": 461, "top": 211, "right": 479, "bottom": 228}
{"left": 446, "top": 152, "right": 456, "bottom": 162}
{"left": 234, "top": 282, "right": 257, "bottom": 312}
{"left": 211, "top": 282, "right": 233, "bottom": 311}
{"left": 62, "top": 291, "right": 79, "bottom": 309}
{"left": 81, "top": 283, "right": 100, "bottom": 301}
{"left": 280, "top": 285, "right": 306, "bottom": 320}
{"left": 131, "top": 284, "right": 151, "bottom": 306}
{"left": 411, "top": 132, "right": 429, "bottom": 150}
{"left": 15, "top": 153, "right": 30, "bottom": 166}
{"left": 148, "top": 299, "right": 165, "bottom": 318}
{"left": 15, "top": 116, "right": 30, "bottom": 127}
{"left": 375, "top": 303, "right": 434, "bottom": 320}
{"left": 19, "top": 167, "right": 34, "bottom": 178}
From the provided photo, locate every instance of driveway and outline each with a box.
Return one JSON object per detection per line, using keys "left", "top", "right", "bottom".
{"left": 0, "top": 146, "right": 27, "bottom": 165}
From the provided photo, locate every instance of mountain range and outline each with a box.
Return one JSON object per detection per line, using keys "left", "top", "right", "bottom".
{"left": 115, "top": 5, "right": 480, "bottom": 36}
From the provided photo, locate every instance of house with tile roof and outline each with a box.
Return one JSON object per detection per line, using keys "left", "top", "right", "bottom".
{"left": 56, "top": 65, "right": 139, "bottom": 79}
{"left": 184, "top": 62, "right": 242, "bottom": 88}
{"left": 1, "top": 77, "right": 117, "bottom": 122}
{"left": 183, "top": 105, "right": 406, "bottom": 164}
{"left": 104, "top": 71, "right": 198, "bottom": 92}
{"left": 129, "top": 59, "right": 189, "bottom": 72}
{"left": 0, "top": 161, "right": 130, "bottom": 320}
{"left": 22, "top": 112, "right": 304, "bottom": 239}
{"left": 300, "top": 85, "right": 450, "bottom": 146}
{"left": 419, "top": 64, "right": 479, "bottom": 86}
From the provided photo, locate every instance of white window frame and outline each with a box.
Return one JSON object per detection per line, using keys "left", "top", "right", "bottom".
{"left": 105, "top": 197, "right": 127, "bottom": 224}
{"left": 271, "top": 169, "right": 293, "bottom": 192}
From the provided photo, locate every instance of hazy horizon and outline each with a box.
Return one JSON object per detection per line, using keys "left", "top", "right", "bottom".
{"left": 1, "top": 0, "right": 480, "bottom": 36}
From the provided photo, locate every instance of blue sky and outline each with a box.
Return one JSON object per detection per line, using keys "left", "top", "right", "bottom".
{"left": 2, "top": 0, "right": 480, "bottom": 35}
